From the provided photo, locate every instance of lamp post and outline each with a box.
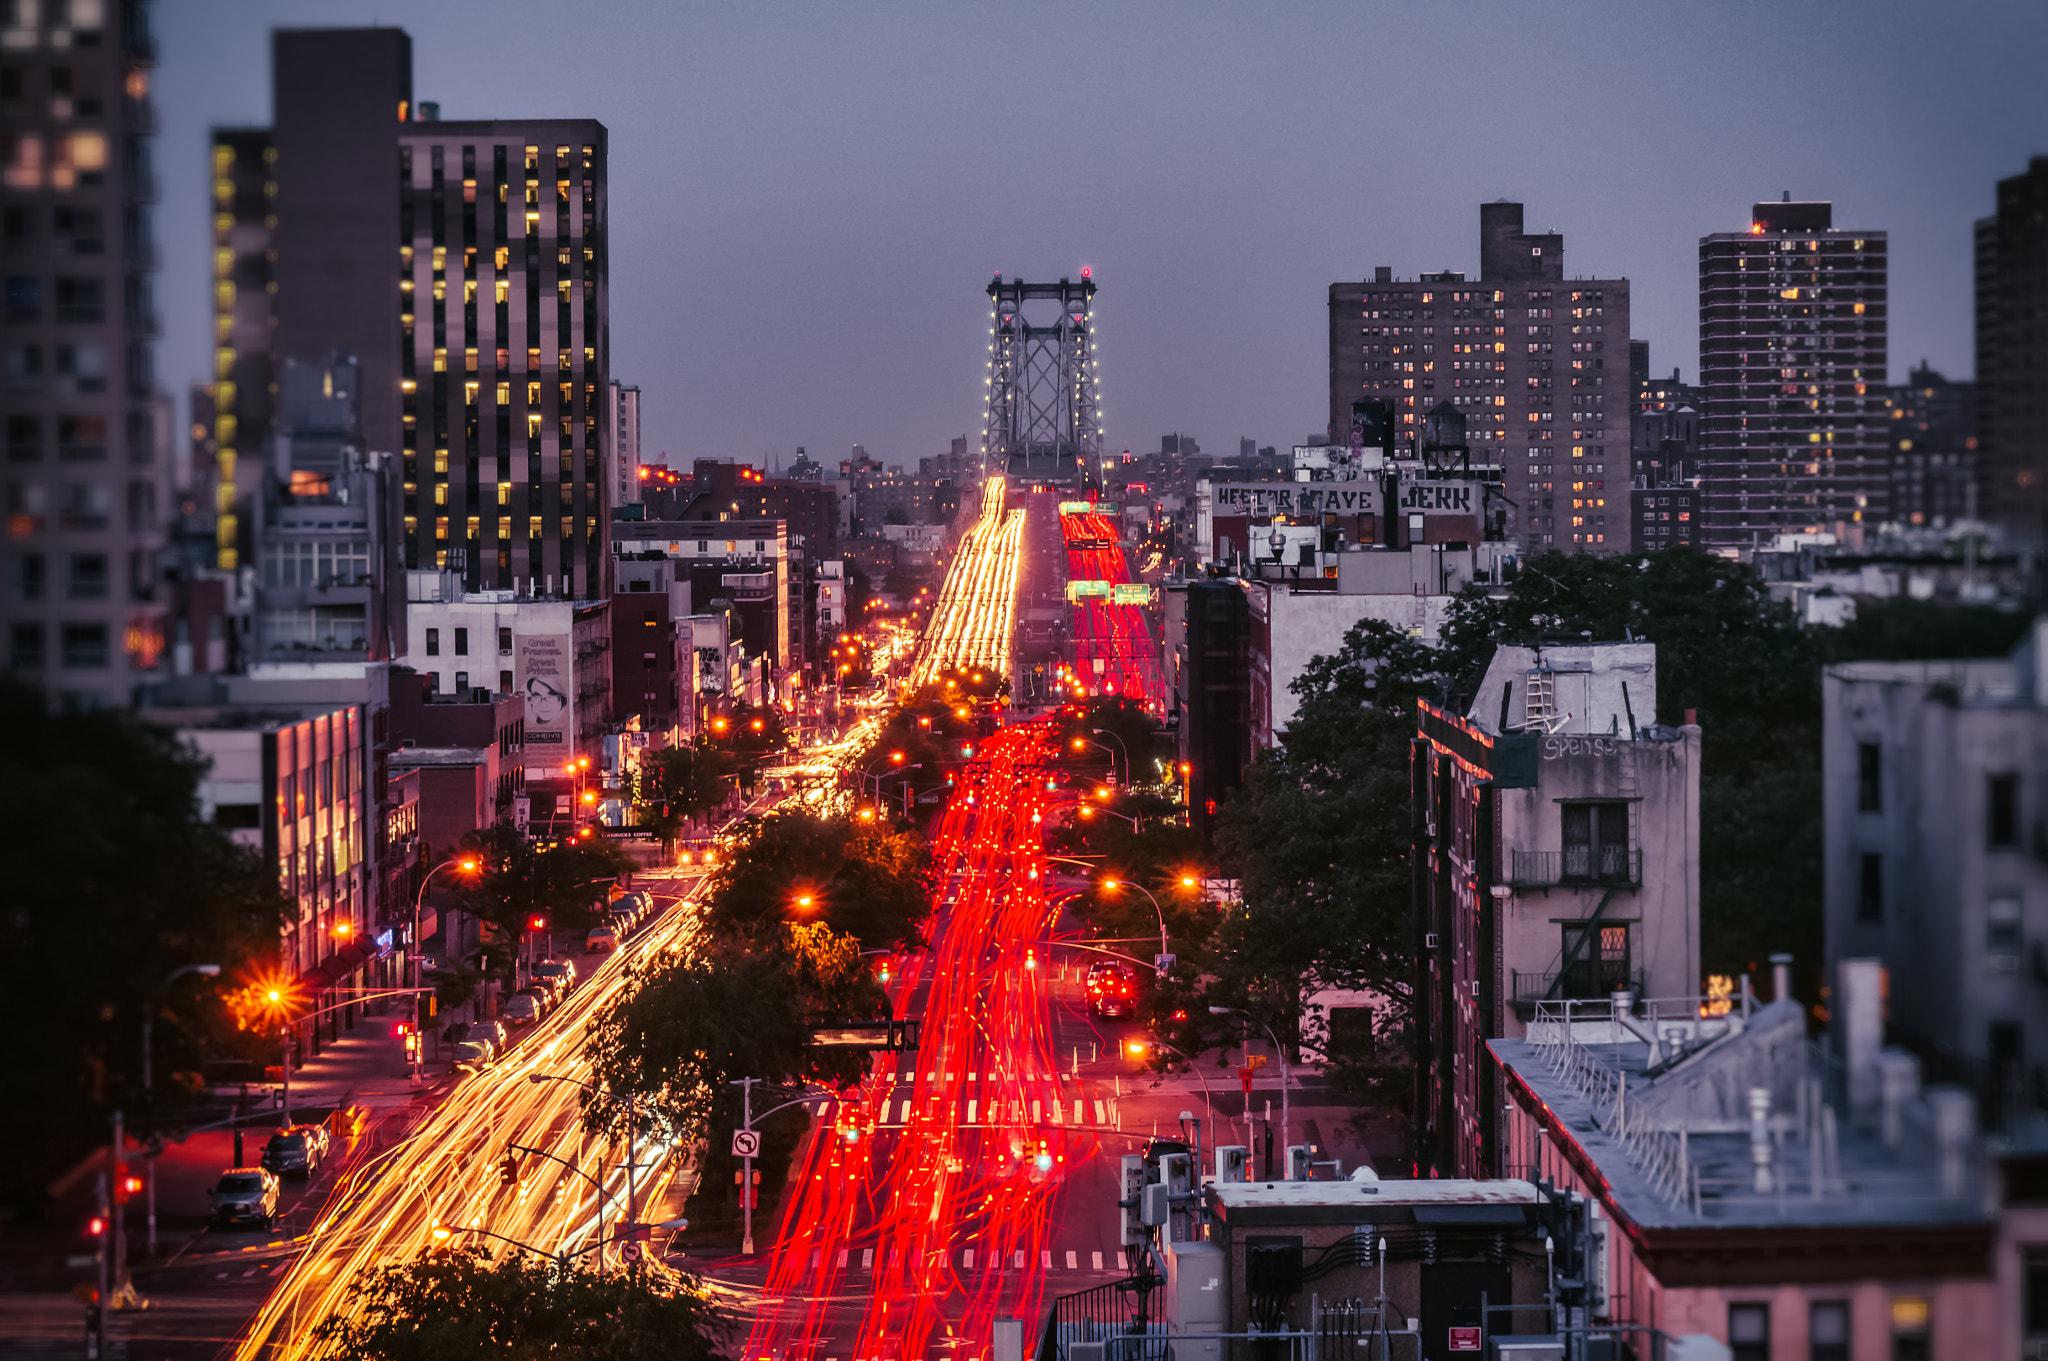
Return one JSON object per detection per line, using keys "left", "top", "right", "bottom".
{"left": 529, "top": 1072, "right": 640, "bottom": 1251}
{"left": 1125, "top": 1037, "right": 1217, "bottom": 1152}
{"left": 1098, "top": 877, "right": 1169, "bottom": 972}
{"left": 1090, "top": 727, "right": 1131, "bottom": 786}
{"left": 1210, "top": 1005, "right": 1290, "bottom": 1177}
{"left": 411, "top": 856, "right": 478, "bottom": 1084}
{"left": 730, "top": 1078, "right": 832, "bottom": 1255}
{"left": 142, "top": 963, "right": 219, "bottom": 1258}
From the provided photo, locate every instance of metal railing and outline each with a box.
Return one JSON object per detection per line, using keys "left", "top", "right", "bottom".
{"left": 1513, "top": 967, "right": 1643, "bottom": 1005}
{"left": 1508, "top": 846, "right": 1641, "bottom": 887}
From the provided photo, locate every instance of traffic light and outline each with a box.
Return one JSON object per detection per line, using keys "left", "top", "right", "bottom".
{"left": 528, "top": 915, "right": 547, "bottom": 932}
{"left": 497, "top": 1154, "right": 520, "bottom": 1186}
{"left": 86, "top": 1214, "right": 107, "bottom": 1239}
{"left": 112, "top": 1165, "right": 139, "bottom": 1204}
{"left": 1118, "top": 1154, "right": 1146, "bottom": 1246}
{"left": 1024, "top": 948, "right": 1036, "bottom": 971}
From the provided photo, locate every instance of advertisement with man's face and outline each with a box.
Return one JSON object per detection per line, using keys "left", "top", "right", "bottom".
{"left": 515, "top": 633, "right": 574, "bottom": 760}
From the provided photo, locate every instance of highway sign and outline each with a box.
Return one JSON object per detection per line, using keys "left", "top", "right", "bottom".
{"left": 730, "top": 1129, "right": 762, "bottom": 1159}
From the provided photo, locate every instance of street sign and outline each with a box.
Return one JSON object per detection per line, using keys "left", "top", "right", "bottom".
{"left": 730, "top": 1129, "right": 762, "bottom": 1159}
{"left": 621, "top": 1242, "right": 643, "bottom": 1263}
{"left": 1447, "top": 1326, "right": 1481, "bottom": 1351}
{"left": 1152, "top": 952, "right": 1176, "bottom": 977}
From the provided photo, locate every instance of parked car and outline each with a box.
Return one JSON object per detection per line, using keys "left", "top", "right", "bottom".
{"left": 526, "top": 971, "right": 567, "bottom": 1005}
{"left": 587, "top": 924, "right": 618, "bottom": 953}
{"left": 533, "top": 960, "right": 576, "bottom": 994}
{"left": 502, "top": 992, "right": 544, "bottom": 1027}
{"left": 209, "top": 1167, "right": 280, "bottom": 1229}
{"left": 473, "top": 1018, "right": 510, "bottom": 1053}
{"left": 260, "top": 1126, "right": 323, "bottom": 1179}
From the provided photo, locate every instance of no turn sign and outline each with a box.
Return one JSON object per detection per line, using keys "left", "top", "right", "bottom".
{"left": 731, "top": 1128, "right": 762, "bottom": 1159}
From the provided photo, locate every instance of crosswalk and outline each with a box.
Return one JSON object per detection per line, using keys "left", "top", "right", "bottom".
{"left": 800, "top": 1245, "right": 1117, "bottom": 1273}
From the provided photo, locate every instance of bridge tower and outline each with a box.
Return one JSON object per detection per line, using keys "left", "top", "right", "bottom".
{"left": 981, "top": 272, "right": 1101, "bottom": 487}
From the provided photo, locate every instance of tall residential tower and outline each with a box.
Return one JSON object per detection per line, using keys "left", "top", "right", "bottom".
{"left": 1698, "top": 198, "right": 1889, "bottom": 552}
{"left": 1975, "top": 157, "right": 2048, "bottom": 545}
{"left": 1, "top": 0, "right": 168, "bottom": 707}
{"left": 1329, "top": 202, "right": 1630, "bottom": 553}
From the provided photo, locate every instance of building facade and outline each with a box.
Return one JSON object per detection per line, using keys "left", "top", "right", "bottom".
{"left": 610, "top": 554, "right": 689, "bottom": 737}
{"left": 608, "top": 378, "right": 639, "bottom": 508}
{"left": 2, "top": 0, "right": 170, "bottom": 707}
{"left": 1886, "top": 363, "right": 1976, "bottom": 530}
{"left": 1975, "top": 157, "right": 2048, "bottom": 546}
{"left": 1630, "top": 483, "right": 1700, "bottom": 552}
{"left": 1822, "top": 618, "right": 2048, "bottom": 1133}
{"left": 1329, "top": 202, "right": 1630, "bottom": 553}
{"left": 1699, "top": 198, "right": 1890, "bottom": 553}
{"left": 1412, "top": 643, "right": 1701, "bottom": 1178}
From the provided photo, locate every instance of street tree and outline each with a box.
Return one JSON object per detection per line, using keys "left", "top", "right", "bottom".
{"left": 702, "top": 809, "right": 932, "bottom": 952}
{"left": 0, "top": 682, "right": 292, "bottom": 1207}
{"left": 309, "top": 1244, "right": 729, "bottom": 1360}
{"left": 457, "top": 822, "right": 635, "bottom": 975}
{"left": 636, "top": 744, "right": 734, "bottom": 850}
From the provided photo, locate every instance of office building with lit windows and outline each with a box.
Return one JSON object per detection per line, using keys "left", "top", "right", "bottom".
{"left": 1698, "top": 198, "right": 1889, "bottom": 553}
{"left": 0, "top": 0, "right": 170, "bottom": 707}
{"left": 1975, "top": 157, "right": 2048, "bottom": 546}
{"left": 1329, "top": 201, "right": 1631, "bottom": 554}
{"left": 395, "top": 120, "right": 611, "bottom": 601}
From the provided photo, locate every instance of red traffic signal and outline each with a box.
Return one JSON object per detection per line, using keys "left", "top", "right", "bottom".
{"left": 86, "top": 1215, "right": 106, "bottom": 1238}
{"left": 112, "top": 1164, "right": 140, "bottom": 1203}
{"left": 528, "top": 915, "right": 547, "bottom": 931}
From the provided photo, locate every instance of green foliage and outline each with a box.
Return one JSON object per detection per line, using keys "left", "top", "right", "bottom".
{"left": 1823, "top": 597, "right": 2033, "bottom": 664}
{"left": 584, "top": 923, "right": 884, "bottom": 1140}
{"left": 636, "top": 744, "right": 735, "bottom": 849}
{"left": 703, "top": 809, "right": 932, "bottom": 951}
{"left": 458, "top": 822, "right": 635, "bottom": 975}
{"left": 1055, "top": 697, "right": 1160, "bottom": 786}
{"left": 308, "top": 1245, "right": 729, "bottom": 1360}
{"left": 0, "top": 681, "right": 290, "bottom": 1207}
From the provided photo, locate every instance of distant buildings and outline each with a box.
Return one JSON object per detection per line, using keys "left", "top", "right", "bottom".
{"left": 1698, "top": 197, "right": 1890, "bottom": 553}
{"left": 1887, "top": 363, "right": 1976, "bottom": 530}
{"left": 1974, "top": 157, "right": 2048, "bottom": 546}
{"left": 609, "top": 380, "right": 641, "bottom": 508}
{"left": 1330, "top": 202, "right": 1631, "bottom": 554}
{"left": 0, "top": 0, "right": 171, "bottom": 708}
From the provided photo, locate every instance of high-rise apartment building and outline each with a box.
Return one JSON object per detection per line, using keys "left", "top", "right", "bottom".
{"left": 609, "top": 379, "right": 640, "bottom": 506}
{"left": 395, "top": 120, "right": 611, "bottom": 600}
{"left": 1975, "top": 157, "right": 2048, "bottom": 545}
{"left": 1329, "top": 202, "right": 1630, "bottom": 553}
{"left": 1, "top": 0, "right": 169, "bottom": 707}
{"left": 209, "top": 35, "right": 612, "bottom": 601}
{"left": 1698, "top": 198, "right": 1889, "bottom": 552}
{"left": 1887, "top": 363, "right": 1976, "bottom": 530}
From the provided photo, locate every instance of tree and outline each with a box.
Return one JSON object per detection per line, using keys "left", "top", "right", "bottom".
{"left": 584, "top": 922, "right": 884, "bottom": 1140}
{"left": 636, "top": 744, "right": 734, "bottom": 850}
{"left": 0, "top": 680, "right": 290, "bottom": 1212}
{"left": 309, "top": 1245, "right": 729, "bottom": 1360}
{"left": 458, "top": 822, "right": 635, "bottom": 976}
{"left": 1056, "top": 696, "right": 1159, "bottom": 786}
{"left": 702, "top": 809, "right": 932, "bottom": 951}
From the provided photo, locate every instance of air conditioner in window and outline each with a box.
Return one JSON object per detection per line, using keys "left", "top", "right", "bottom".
{"left": 1424, "top": 933, "right": 1440, "bottom": 950}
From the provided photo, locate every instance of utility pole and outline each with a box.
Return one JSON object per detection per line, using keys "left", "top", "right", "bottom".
{"left": 92, "top": 1169, "right": 108, "bottom": 1360}
{"left": 736, "top": 1077, "right": 757, "bottom": 1255}
{"left": 109, "top": 1110, "right": 127, "bottom": 1308}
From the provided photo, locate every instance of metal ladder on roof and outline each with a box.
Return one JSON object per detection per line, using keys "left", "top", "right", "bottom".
{"left": 1523, "top": 669, "right": 1555, "bottom": 727}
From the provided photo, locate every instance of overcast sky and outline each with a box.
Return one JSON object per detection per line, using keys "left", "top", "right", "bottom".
{"left": 158, "top": 0, "right": 2048, "bottom": 470}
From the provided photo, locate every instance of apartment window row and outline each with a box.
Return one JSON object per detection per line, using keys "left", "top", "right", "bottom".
{"left": 8, "top": 620, "right": 110, "bottom": 669}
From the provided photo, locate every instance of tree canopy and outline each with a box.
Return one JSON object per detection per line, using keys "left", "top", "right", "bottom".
{"left": 309, "top": 1245, "right": 729, "bottom": 1361}
{"left": 701, "top": 809, "right": 931, "bottom": 951}
{"left": 0, "top": 681, "right": 290, "bottom": 1210}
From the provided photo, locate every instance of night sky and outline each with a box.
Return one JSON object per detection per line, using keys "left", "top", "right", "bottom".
{"left": 158, "top": 1, "right": 2048, "bottom": 472}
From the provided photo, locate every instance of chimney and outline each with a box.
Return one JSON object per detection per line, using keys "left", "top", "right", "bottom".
{"left": 1928, "top": 1089, "right": 1975, "bottom": 1196}
{"left": 1839, "top": 958, "right": 1885, "bottom": 1128}
{"left": 1875, "top": 1048, "right": 1920, "bottom": 1149}
{"left": 1749, "top": 1087, "right": 1774, "bottom": 1193}
{"left": 1770, "top": 953, "right": 1793, "bottom": 1005}
{"left": 1374, "top": 267, "right": 1392, "bottom": 283}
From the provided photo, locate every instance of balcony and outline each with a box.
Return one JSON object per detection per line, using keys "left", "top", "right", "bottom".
{"left": 1512, "top": 966, "right": 1645, "bottom": 1008}
{"left": 1508, "top": 846, "right": 1641, "bottom": 888}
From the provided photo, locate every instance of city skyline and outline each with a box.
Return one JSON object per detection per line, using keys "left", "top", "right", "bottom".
{"left": 154, "top": 1, "right": 2048, "bottom": 471}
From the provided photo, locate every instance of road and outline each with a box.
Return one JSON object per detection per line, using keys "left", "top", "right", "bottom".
{"left": 910, "top": 476, "right": 1024, "bottom": 690}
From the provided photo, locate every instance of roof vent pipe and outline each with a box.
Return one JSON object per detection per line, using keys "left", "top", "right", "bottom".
{"left": 1749, "top": 1087, "right": 1774, "bottom": 1193}
{"left": 1875, "top": 1048, "right": 1920, "bottom": 1150}
{"left": 1929, "top": 1089, "right": 1975, "bottom": 1197}
{"left": 1770, "top": 953, "right": 1794, "bottom": 1005}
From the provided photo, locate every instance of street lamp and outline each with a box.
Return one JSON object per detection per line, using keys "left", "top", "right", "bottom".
{"left": 141, "top": 963, "right": 219, "bottom": 1258}
{"left": 411, "top": 856, "right": 480, "bottom": 1084}
{"left": 1098, "top": 878, "right": 1169, "bottom": 971}
{"left": 1210, "top": 1005, "right": 1290, "bottom": 1176}
{"left": 1090, "top": 727, "right": 1131, "bottom": 785}
{"left": 528, "top": 1073, "right": 643, "bottom": 1243}
{"left": 1125, "top": 1037, "right": 1216, "bottom": 1152}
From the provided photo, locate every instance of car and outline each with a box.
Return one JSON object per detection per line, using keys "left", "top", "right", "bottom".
{"left": 452, "top": 1040, "right": 496, "bottom": 1072}
{"left": 209, "top": 1167, "right": 280, "bottom": 1229}
{"left": 1085, "top": 962, "right": 1140, "bottom": 1020}
{"left": 502, "top": 992, "right": 544, "bottom": 1026}
{"left": 533, "top": 960, "right": 576, "bottom": 994}
{"left": 526, "top": 970, "right": 567, "bottom": 1005}
{"left": 473, "top": 1018, "right": 510, "bottom": 1053}
{"left": 587, "top": 924, "right": 618, "bottom": 953}
{"left": 260, "top": 1126, "right": 323, "bottom": 1179}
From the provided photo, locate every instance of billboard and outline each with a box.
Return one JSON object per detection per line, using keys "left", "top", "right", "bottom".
{"left": 1209, "top": 483, "right": 1382, "bottom": 518}
{"left": 1396, "top": 481, "right": 1478, "bottom": 515}
{"left": 515, "top": 632, "right": 574, "bottom": 761}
